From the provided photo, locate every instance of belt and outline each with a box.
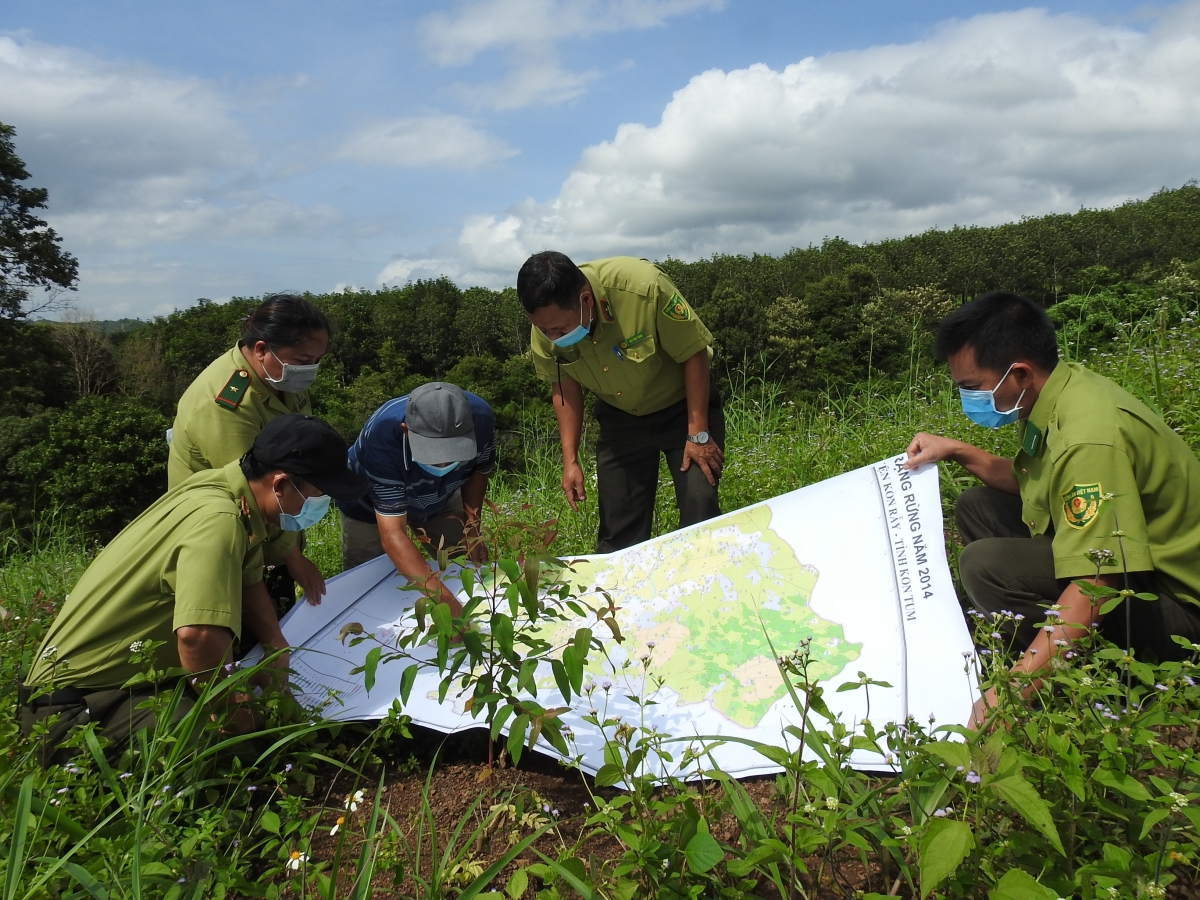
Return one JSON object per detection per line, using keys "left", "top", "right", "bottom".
{"left": 17, "top": 685, "right": 89, "bottom": 709}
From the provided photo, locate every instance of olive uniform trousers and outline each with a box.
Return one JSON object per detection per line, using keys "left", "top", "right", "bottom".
{"left": 18, "top": 683, "right": 193, "bottom": 768}
{"left": 956, "top": 485, "right": 1200, "bottom": 660}
{"left": 593, "top": 388, "right": 724, "bottom": 554}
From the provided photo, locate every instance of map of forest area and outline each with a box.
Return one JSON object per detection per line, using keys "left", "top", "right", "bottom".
{"left": 265, "top": 456, "right": 977, "bottom": 775}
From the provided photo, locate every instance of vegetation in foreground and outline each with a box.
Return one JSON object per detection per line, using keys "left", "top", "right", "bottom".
{"left": 3, "top": 295, "right": 1200, "bottom": 898}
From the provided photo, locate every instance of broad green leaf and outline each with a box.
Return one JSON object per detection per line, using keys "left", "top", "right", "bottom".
{"left": 551, "top": 658, "right": 571, "bottom": 700}
{"left": 518, "top": 658, "right": 538, "bottom": 695}
{"left": 492, "top": 614, "right": 514, "bottom": 658}
{"left": 1140, "top": 807, "right": 1174, "bottom": 840}
{"left": 562, "top": 644, "right": 584, "bottom": 693}
{"left": 362, "top": 646, "right": 381, "bottom": 694}
{"left": 685, "top": 832, "right": 724, "bottom": 874}
{"left": 1092, "top": 766, "right": 1152, "bottom": 802}
{"left": 989, "top": 775, "right": 1064, "bottom": 856}
{"left": 507, "top": 714, "right": 529, "bottom": 764}
{"left": 399, "top": 663, "right": 419, "bottom": 705}
{"left": 594, "top": 763, "right": 624, "bottom": 787}
{"left": 260, "top": 809, "right": 281, "bottom": 835}
{"left": 490, "top": 703, "right": 515, "bottom": 740}
{"left": 432, "top": 601, "right": 453, "bottom": 635}
{"left": 924, "top": 740, "right": 971, "bottom": 770}
{"left": 987, "top": 867, "right": 1059, "bottom": 900}
{"left": 573, "top": 626, "right": 593, "bottom": 659}
{"left": 505, "top": 868, "right": 528, "bottom": 900}
{"left": 918, "top": 817, "right": 974, "bottom": 897}
{"left": 1099, "top": 595, "right": 1125, "bottom": 615}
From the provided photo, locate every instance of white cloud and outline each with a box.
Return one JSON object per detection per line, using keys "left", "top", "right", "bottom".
{"left": 0, "top": 36, "right": 331, "bottom": 248}
{"left": 442, "top": 4, "right": 1200, "bottom": 282}
{"left": 419, "top": 0, "right": 723, "bottom": 108}
{"left": 336, "top": 114, "right": 517, "bottom": 170}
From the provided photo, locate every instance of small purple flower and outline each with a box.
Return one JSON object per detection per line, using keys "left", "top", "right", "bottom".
{"left": 1155, "top": 683, "right": 1169, "bottom": 691}
{"left": 1014, "top": 614, "right": 1025, "bottom": 621}
{"left": 1185, "top": 676, "right": 1196, "bottom": 687}
{"left": 1042, "top": 625, "right": 1056, "bottom": 633}
{"left": 246, "top": 785, "right": 258, "bottom": 792}
{"left": 990, "top": 632, "right": 1003, "bottom": 640}
{"left": 283, "top": 764, "right": 293, "bottom": 773}
{"left": 1044, "top": 609, "right": 1062, "bottom": 618}
{"left": 965, "top": 771, "right": 981, "bottom": 784}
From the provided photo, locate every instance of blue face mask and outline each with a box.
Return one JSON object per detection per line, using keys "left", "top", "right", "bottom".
{"left": 549, "top": 299, "right": 592, "bottom": 348}
{"left": 959, "top": 364, "right": 1026, "bottom": 429}
{"left": 276, "top": 479, "right": 331, "bottom": 531}
{"left": 417, "top": 460, "right": 460, "bottom": 478}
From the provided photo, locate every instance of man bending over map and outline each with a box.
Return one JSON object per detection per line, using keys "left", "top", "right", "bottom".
{"left": 904, "top": 291, "right": 1200, "bottom": 726}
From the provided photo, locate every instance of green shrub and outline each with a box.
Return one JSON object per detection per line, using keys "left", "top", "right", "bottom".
{"left": 9, "top": 396, "right": 169, "bottom": 539}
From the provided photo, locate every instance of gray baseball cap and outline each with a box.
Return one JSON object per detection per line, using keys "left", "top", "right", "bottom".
{"left": 405, "top": 382, "right": 478, "bottom": 464}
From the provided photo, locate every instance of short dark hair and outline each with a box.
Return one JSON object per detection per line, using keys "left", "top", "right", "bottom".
{"left": 239, "top": 293, "right": 332, "bottom": 349}
{"left": 516, "top": 251, "right": 588, "bottom": 312}
{"left": 934, "top": 291, "right": 1059, "bottom": 373}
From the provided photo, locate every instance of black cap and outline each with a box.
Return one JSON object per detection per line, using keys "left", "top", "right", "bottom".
{"left": 250, "top": 414, "right": 369, "bottom": 501}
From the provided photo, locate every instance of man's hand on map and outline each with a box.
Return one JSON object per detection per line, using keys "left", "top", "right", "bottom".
{"left": 424, "top": 571, "right": 464, "bottom": 618}
{"left": 561, "top": 460, "right": 587, "bottom": 511}
{"left": 903, "top": 432, "right": 965, "bottom": 470}
{"left": 285, "top": 549, "right": 327, "bottom": 606}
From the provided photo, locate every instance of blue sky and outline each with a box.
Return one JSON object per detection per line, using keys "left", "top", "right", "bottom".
{"left": 1, "top": 0, "right": 1197, "bottom": 318}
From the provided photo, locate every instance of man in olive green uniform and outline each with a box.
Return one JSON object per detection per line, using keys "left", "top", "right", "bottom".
{"left": 20, "top": 415, "right": 367, "bottom": 764}
{"left": 517, "top": 252, "right": 725, "bottom": 552}
{"left": 905, "top": 291, "right": 1200, "bottom": 724}
{"left": 169, "top": 343, "right": 319, "bottom": 597}
{"left": 171, "top": 295, "right": 331, "bottom": 620}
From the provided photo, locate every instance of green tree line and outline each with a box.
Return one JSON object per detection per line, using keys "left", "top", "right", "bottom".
{"left": 3, "top": 160, "right": 1200, "bottom": 538}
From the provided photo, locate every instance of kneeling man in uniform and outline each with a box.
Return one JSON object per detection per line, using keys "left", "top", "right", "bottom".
{"left": 904, "top": 291, "right": 1200, "bottom": 725}
{"left": 20, "top": 414, "right": 367, "bottom": 764}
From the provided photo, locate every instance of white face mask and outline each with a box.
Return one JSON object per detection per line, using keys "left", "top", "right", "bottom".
{"left": 262, "top": 348, "right": 319, "bottom": 392}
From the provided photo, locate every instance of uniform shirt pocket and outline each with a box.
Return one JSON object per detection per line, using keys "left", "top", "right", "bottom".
{"left": 1020, "top": 499, "right": 1051, "bottom": 537}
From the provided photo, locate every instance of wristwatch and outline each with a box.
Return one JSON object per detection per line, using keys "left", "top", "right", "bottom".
{"left": 687, "top": 431, "right": 710, "bottom": 444}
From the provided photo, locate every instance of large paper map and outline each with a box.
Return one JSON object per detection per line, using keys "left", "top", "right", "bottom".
{"left": 255, "top": 456, "right": 978, "bottom": 775}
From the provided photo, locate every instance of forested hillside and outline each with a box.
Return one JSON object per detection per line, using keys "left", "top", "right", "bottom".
{"left": 2, "top": 183, "right": 1199, "bottom": 538}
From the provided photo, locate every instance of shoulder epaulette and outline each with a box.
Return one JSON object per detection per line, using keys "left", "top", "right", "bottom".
{"left": 216, "top": 369, "right": 252, "bottom": 410}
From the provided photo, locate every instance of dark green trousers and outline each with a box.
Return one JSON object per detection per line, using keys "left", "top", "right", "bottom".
{"left": 956, "top": 485, "right": 1200, "bottom": 660}
{"left": 593, "top": 393, "right": 724, "bottom": 553}
{"left": 19, "top": 684, "right": 193, "bottom": 768}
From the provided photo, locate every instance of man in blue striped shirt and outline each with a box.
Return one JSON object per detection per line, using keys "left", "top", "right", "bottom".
{"left": 336, "top": 382, "right": 496, "bottom": 613}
